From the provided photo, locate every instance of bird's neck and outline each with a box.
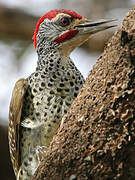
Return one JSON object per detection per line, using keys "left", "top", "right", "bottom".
{"left": 36, "top": 46, "right": 74, "bottom": 74}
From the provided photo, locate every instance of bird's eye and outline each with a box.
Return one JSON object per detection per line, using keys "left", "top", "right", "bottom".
{"left": 59, "top": 17, "right": 72, "bottom": 27}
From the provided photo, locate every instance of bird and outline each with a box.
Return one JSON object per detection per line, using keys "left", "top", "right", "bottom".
{"left": 8, "top": 9, "right": 115, "bottom": 180}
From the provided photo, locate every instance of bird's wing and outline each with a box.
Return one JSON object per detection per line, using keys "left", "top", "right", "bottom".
{"left": 8, "top": 78, "right": 28, "bottom": 176}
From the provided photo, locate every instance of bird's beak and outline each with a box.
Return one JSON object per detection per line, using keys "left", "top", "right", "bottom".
{"left": 75, "top": 19, "right": 117, "bottom": 35}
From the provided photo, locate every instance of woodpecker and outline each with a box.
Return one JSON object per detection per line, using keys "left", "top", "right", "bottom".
{"left": 8, "top": 9, "right": 115, "bottom": 180}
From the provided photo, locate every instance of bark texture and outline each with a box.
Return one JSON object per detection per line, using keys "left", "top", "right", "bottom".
{"left": 33, "top": 6, "right": 135, "bottom": 180}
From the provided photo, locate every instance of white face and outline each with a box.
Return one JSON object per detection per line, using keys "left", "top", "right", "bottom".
{"left": 36, "top": 13, "right": 74, "bottom": 45}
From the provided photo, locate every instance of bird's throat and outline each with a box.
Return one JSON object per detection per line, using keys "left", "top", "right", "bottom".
{"left": 37, "top": 48, "right": 71, "bottom": 74}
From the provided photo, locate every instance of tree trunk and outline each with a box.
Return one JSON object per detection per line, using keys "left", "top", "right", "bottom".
{"left": 33, "top": 6, "right": 135, "bottom": 180}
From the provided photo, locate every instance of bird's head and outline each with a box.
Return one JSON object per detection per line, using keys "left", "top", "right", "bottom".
{"left": 33, "top": 9, "right": 115, "bottom": 56}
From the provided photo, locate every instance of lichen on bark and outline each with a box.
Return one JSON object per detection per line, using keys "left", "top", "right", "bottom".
{"left": 33, "top": 6, "right": 135, "bottom": 180}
